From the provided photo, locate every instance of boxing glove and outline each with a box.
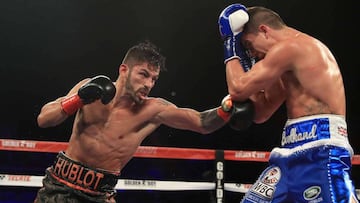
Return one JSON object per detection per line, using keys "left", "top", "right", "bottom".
{"left": 61, "top": 75, "right": 116, "bottom": 115}
{"left": 217, "top": 95, "right": 254, "bottom": 130}
{"left": 218, "top": 4, "right": 254, "bottom": 71}
{"left": 228, "top": 99, "right": 254, "bottom": 131}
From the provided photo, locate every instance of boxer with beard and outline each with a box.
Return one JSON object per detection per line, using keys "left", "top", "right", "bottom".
{"left": 34, "top": 41, "right": 254, "bottom": 203}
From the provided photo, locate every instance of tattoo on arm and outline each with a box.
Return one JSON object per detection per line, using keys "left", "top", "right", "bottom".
{"left": 200, "top": 108, "right": 226, "bottom": 132}
{"left": 157, "top": 98, "right": 173, "bottom": 106}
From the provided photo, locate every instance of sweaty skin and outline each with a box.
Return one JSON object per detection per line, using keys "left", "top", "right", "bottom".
{"left": 37, "top": 63, "right": 227, "bottom": 173}
{"left": 221, "top": 6, "right": 357, "bottom": 203}
{"left": 226, "top": 26, "right": 345, "bottom": 123}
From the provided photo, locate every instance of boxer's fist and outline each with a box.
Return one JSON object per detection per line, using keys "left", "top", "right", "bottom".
{"left": 79, "top": 75, "right": 116, "bottom": 105}
{"left": 229, "top": 99, "right": 254, "bottom": 131}
{"left": 217, "top": 95, "right": 254, "bottom": 130}
{"left": 61, "top": 75, "right": 116, "bottom": 115}
{"left": 218, "top": 4, "right": 254, "bottom": 71}
{"left": 218, "top": 4, "right": 248, "bottom": 39}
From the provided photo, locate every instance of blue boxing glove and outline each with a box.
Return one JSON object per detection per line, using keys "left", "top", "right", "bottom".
{"left": 218, "top": 4, "right": 254, "bottom": 71}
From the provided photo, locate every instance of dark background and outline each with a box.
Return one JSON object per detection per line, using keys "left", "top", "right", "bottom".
{"left": 0, "top": 0, "right": 359, "bottom": 202}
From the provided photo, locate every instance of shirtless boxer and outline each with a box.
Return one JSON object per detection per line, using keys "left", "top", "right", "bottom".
{"left": 33, "top": 41, "right": 253, "bottom": 203}
{"left": 218, "top": 4, "right": 359, "bottom": 203}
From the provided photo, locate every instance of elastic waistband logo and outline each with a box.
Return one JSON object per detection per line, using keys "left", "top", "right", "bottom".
{"left": 281, "top": 124, "right": 318, "bottom": 146}
{"left": 52, "top": 156, "right": 105, "bottom": 191}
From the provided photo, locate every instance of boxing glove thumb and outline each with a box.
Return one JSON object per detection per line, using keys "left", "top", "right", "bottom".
{"left": 217, "top": 95, "right": 233, "bottom": 121}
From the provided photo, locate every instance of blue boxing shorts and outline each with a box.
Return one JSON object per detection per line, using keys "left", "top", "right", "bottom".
{"left": 241, "top": 114, "right": 359, "bottom": 203}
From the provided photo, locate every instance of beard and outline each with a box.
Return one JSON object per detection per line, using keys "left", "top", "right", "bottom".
{"left": 125, "top": 79, "right": 144, "bottom": 105}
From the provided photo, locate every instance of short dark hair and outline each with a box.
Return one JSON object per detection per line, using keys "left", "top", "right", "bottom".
{"left": 122, "top": 41, "right": 166, "bottom": 71}
{"left": 244, "top": 6, "right": 286, "bottom": 34}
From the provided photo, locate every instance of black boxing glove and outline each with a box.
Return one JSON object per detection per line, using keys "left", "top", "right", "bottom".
{"left": 61, "top": 75, "right": 116, "bottom": 115}
{"left": 229, "top": 99, "right": 255, "bottom": 131}
{"left": 78, "top": 75, "right": 116, "bottom": 105}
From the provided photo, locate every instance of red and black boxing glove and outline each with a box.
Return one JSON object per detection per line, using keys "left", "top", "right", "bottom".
{"left": 217, "top": 95, "right": 254, "bottom": 130}
{"left": 60, "top": 75, "right": 116, "bottom": 115}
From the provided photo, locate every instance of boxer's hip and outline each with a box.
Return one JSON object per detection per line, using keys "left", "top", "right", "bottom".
{"left": 48, "top": 151, "right": 120, "bottom": 195}
{"left": 276, "top": 114, "right": 353, "bottom": 156}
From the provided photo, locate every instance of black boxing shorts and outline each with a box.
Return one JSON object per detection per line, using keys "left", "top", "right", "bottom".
{"left": 34, "top": 151, "right": 120, "bottom": 203}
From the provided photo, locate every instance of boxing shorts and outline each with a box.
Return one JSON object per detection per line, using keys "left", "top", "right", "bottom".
{"left": 241, "top": 114, "right": 359, "bottom": 203}
{"left": 34, "top": 151, "right": 120, "bottom": 203}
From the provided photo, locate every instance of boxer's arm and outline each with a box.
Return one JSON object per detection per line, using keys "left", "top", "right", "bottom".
{"left": 37, "top": 79, "right": 89, "bottom": 128}
{"left": 38, "top": 76, "right": 115, "bottom": 128}
{"left": 251, "top": 79, "right": 286, "bottom": 123}
{"left": 151, "top": 98, "right": 224, "bottom": 134}
{"left": 226, "top": 59, "right": 286, "bottom": 124}
{"left": 154, "top": 96, "right": 254, "bottom": 134}
{"left": 156, "top": 104, "right": 226, "bottom": 134}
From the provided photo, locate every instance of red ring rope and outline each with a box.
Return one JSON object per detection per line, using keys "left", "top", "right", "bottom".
{"left": 0, "top": 139, "right": 359, "bottom": 164}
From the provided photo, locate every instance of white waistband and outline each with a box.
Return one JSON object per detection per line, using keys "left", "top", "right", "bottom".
{"left": 277, "top": 114, "right": 353, "bottom": 156}
{"left": 272, "top": 139, "right": 354, "bottom": 157}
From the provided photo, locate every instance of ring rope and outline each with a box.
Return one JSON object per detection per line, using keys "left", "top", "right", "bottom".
{"left": 1, "top": 138, "right": 359, "bottom": 196}
{"left": 2, "top": 139, "right": 358, "bottom": 163}
{"left": 0, "top": 173, "right": 252, "bottom": 192}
